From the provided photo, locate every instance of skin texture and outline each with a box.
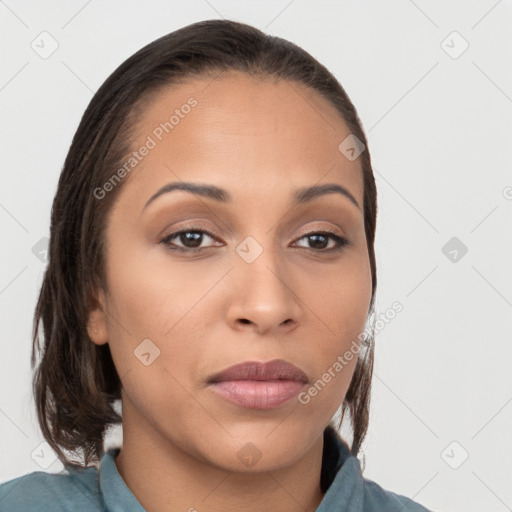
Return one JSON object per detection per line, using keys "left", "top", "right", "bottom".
{"left": 87, "top": 71, "right": 372, "bottom": 512}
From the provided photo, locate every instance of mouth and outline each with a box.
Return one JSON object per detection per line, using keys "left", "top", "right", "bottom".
{"left": 207, "top": 359, "right": 308, "bottom": 410}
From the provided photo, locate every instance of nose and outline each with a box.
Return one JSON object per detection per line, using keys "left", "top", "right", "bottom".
{"left": 226, "top": 243, "right": 302, "bottom": 335}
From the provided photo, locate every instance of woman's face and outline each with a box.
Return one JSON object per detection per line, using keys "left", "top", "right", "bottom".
{"left": 89, "top": 71, "right": 372, "bottom": 471}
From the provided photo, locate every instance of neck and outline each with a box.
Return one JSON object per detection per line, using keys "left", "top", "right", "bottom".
{"left": 115, "top": 401, "right": 326, "bottom": 512}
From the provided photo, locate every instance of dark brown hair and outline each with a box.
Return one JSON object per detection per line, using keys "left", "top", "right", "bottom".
{"left": 31, "top": 18, "right": 378, "bottom": 469}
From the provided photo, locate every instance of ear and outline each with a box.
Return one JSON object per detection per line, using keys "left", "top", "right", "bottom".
{"left": 86, "top": 288, "right": 109, "bottom": 346}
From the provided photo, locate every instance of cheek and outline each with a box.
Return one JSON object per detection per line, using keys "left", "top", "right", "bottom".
{"left": 101, "top": 238, "right": 231, "bottom": 394}
{"left": 101, "top": 259, "right": 211, "bottom": 426}
{"left": 100, "top": 245, "right": 190, "bottom": 372}
{"left": 104, "top": 234, "right": 217, "bottom": 334}
{"left": 304, "top": 250, "right": 372, "bottom": 391}
{"left": 310, "top": 251, "right": 372, "bottom": 342}
{"left": 299, "top": 274, "right": 369, "bottom": 417}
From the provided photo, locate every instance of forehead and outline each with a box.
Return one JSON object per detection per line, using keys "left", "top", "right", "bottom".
{"left": 117, "top": 71, "right": 364, "bottom": 208}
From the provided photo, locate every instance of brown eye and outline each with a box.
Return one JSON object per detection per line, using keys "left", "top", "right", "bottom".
{"left": 294, "top": 231, "right": 349, "bottom": 252}
{"left": 161, "top": 227, "right": 221, "bottom": 252}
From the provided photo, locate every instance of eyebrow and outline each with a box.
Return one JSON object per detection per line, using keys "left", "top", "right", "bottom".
{"left": 142, "top": 181, "right": 360, "bottom": 212}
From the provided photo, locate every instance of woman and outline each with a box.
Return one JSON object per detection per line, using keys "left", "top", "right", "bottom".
{"left": 0, "top": 19, "right": 432, "bottom": 511}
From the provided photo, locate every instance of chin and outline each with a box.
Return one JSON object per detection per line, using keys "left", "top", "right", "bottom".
{"left": 197, "top": 425, "right": 307, "bottom": 473}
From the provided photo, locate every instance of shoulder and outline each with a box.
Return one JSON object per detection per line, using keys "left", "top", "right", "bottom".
{"left": 0, "top": 466, "right": 103, "bottom": 512}
{"left": 323, "top": 427, "right": 434, "bottom": 511}
{"left": 362, "top": 476, "right": 433, "bottom": 512}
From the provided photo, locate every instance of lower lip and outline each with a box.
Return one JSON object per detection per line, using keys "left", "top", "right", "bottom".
{"left": 208, "top": 380, "right": 306, "bottom": 409}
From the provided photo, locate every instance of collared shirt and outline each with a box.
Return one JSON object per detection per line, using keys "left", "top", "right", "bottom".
{"left": 0, "top": 426, "right": 432, "bottom": 511}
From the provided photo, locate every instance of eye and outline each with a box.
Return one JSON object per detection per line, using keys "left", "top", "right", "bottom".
{"left": 160, "top": 226, "right": 222, "bottom": 253}
{"left": 293, "top": 230, "right": 349, "bottom": 252}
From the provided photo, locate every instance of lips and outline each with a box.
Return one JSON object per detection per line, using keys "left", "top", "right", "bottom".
{"left": 207, "top": 359, "right": 308, "bottom": 409}
{"left": 207, "top": 359, "right": 309, "bottom": 384}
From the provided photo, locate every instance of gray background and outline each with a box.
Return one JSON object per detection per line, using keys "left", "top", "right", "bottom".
{"left": 1, "top": 1, "right": 511, "bottom": 511}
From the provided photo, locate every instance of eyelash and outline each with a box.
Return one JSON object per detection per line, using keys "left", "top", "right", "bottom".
{"left": 160, "top": 226, "right": 349, "bottom": 254}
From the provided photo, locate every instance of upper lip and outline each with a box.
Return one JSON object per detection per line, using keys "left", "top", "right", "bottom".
{"left": 207, "top": 359, "right": 308, "bottom": 384}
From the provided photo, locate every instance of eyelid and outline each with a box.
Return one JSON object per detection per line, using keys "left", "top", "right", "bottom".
{"left": 293, "top": 225, "right": 344, "bottom": 239}
{"left": 161, "top": 224, "right": 221, "bottom": 245}
{"left": 150, "top": 206, "right": 236, "bottom": 237}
